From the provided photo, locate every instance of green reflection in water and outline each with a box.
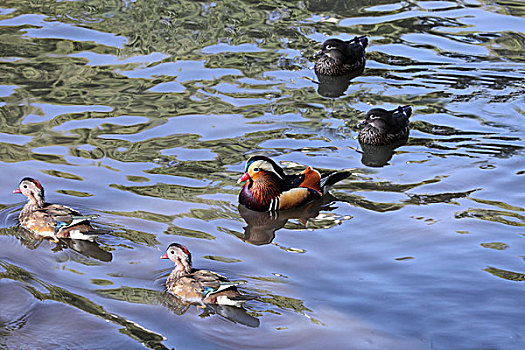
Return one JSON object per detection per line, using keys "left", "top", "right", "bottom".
{"left": 164, "top": 225, "right": 215, "bottom": 241}
{"left": 480, "top": 242, "right": 509, "bottom": 250}
{"left": 0, "top": 260, "right": 167, "bottom": 349}
{"left": 42, "top": 170, "right": 84, "bottom": 181}
{"left": 484, "top": 266, "right": 525, "bottom": 282}
{"left": 110, "top": 228, "right": 160, "bottom": 246}
{"left": 202, "top": 255, "right": 242, "bottom": 263}
{"left": 96, "top": 285, "right": 161, "bottom": 305}
{"left": 455, "top": 208, "right": 525, "bottom": 227}
{"left": 56, "top": 189, "right": 94, "bottom": 197}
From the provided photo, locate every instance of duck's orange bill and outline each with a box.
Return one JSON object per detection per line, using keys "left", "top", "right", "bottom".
{"left": 160, "top": 253, "right": 169, "bottom": 259}
{"left": 13, "top": 188, "right": 21, "bottom": 194}
{"left": 237, "top": 173, "right": 250, "bottom": 184}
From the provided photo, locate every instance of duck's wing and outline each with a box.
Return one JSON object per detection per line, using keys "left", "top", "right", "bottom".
{"left": 269, "top": 166, "right": 325, "bottom": 210}
{"left": 392, "top": 106, "right": 412, "bottom": 126}
{"left": 344, "top": 36, "right": 368, "bottom": 61}
{"left": 42, "top": 204, "right": 82, "bottom": 217}
{"left": 269, "top": 187, "right": 320, "bottom": 211}
{"left": 170, "top": 275, "right": 212, "bottom": 303}
{"left": 41, "top": 204, "right": 99, "bottom": 239}
{"left": 192, "top": 270, "right": 246, "bottom": 295}
{"left": 284, "top": 173, "right": 304, "bottom": 189}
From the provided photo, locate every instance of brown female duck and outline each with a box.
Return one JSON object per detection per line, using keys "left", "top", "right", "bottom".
{"left": 161, "top": 243, "right": 254, "bottom": 306}
{"left": 238, "top": 156, "right": 350, "bottom": 212}
{"left": 13, "top": 177, "right": 99, "bottom": 241}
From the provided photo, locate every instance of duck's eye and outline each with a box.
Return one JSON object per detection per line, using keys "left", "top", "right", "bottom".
{"left": 170, "top": 250, "right": 174, "bottom": 255}
{"left": 369, "top": 115, "right": 379, "bottom": 120}
{"left": 23, "top": 185, "right": 27, "bottom": 188}
{"left": 253, "top": 167, "right": 260, "bottom": 172}
{"left": 326, "top": 45, "right": 334, "bottom": 50}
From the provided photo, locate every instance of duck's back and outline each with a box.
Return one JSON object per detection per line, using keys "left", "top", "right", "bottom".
{"left": 167, "top": 269, "right": 229, "bottom": 303}
{"left": 20, "top": 203, "right": 91, "bottom": 238}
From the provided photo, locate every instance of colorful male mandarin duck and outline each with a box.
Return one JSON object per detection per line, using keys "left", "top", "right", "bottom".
{"left": 237, "top": 156, "right": 351, "bottom": 212}
{"left": 358, "top": 106, "right": 412, "bottom": 146}
{"left": 13, "top": 177, "right": 99, "bottom": 241}
{"left": 314, "top": 36, "right": 368, "bottom": 76}
{"left": 161, "top": 243, "right": 254, "bottom": 306}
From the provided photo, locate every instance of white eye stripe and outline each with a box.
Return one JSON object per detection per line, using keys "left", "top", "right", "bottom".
{"left": 326, "top": 45, "right": 334, "bottom": 50}
{"left": 250, "top": 160, "right": 284, "bottom": 180}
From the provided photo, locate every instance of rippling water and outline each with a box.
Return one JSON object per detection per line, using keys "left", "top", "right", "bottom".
{"left": 0, "top": 0, "right": 524, "bottom": 349}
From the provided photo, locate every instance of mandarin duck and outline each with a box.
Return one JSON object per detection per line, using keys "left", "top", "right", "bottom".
{"left": 161, "top": 243, "right": 254, "bottom": 306}
{"left": 237, "top": 156, "right": 351, "bottom": 212}
{"left": 13, "top": 177, "right": 100, "bottom": 241}
{"left": 314, "top": 36, "right": 368, "bottom": 76}
{"left": 358, "top": 106, "right": 412, "bottom": 146}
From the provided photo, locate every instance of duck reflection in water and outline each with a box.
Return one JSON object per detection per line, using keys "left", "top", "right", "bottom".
{"left": 19, "top": 228, "right": 112, "bottom": 262}
{"left": 315, "top": 69, "right": 364, "bottom": 98}
{"left": 6, "top": 223, "right": 112, "bottom": 262}
{"left": 55, "top": 238, "right": 112, "bottom": 262}
{"left": 237, "top": 194, "right": 339, "bottom": 245}
{"left": 160, "top": 293, "right": 260, "bottom": 328}
{"left": 358, "top": 140, "right": 409, "bottom": 167}
{"left": 159, "top": 243, "right": 259, "bottom": 328}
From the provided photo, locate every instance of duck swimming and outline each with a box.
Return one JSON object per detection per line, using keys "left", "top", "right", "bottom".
{"left": 238, "top": 156, "right": 351, "bottom": 212}
{"left": 13, "top": 177, "right": 100, "bottom": 241}
{"left": 314, "top": 36, "right": 368, "bottom": 76}
{"left": 161, "top": 243, "right": 254, "bottom": 306}
{"left": 358, "top": 106, "right": 412, "bottom": 146}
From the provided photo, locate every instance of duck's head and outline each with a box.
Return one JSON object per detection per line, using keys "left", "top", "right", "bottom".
{"left": 315, "top": 36, "right": 368, "bottom": 62}
{"left": 358, "top": 108, "right": 398, "bottom": 132}
{"left": 358, "top": 106, "right": 412, "bottom": 131}
{"left": 161, "top": 243, "right": 192, "bottom": 273}
{"left": 13, "top": 177, "right": 45, "bottom": 206}
{"left": 315, "top": 39, "right": 349, "bottom": 62}
{"left": 237, "top": 156, "right": 286, "bottom": 184}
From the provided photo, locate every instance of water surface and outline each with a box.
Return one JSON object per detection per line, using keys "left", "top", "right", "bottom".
{"left": 0, "top": 0, "right": 524, "bottom": 349}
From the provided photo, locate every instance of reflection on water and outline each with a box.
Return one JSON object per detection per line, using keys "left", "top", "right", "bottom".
{"left": 160, "top": 292, "right": 260, "bottom": 328}
{"left": 236, "top": 196, "right": 346, "bottom": 245}
{"left": 358, "top": 139, "right": 408, "bottom": 167}
{"left": 0, "top": 0, "right": 524, "bottom": 349}
{"left": 315, "top": 69, "right": 364, "bottom": 98}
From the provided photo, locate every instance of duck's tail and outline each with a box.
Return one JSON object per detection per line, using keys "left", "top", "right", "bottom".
{"left": 320, "top": 171, "right": 351, "bottom": 194}
{"left": 394, "top": 105, "right": 412, "bottom": 121}
{"left": 55, "top": 214, "right": 105, "bottom": 241}
{"left": 348, "top": 35, "right": 368, "bottom": 50}
{"left": 212, "top": 287, "right": 257, "bottom": 307}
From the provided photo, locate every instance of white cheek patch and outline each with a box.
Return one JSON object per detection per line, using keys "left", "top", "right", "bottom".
{"left": 250, "top": 160, "right": 283, "bottom": 180}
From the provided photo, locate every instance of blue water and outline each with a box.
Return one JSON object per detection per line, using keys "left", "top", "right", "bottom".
{"left": 0, "top": 0, "right": 524, "bottom": 349}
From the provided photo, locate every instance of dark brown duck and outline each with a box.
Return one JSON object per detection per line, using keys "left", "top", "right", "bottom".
{"left": 358, "top": 106, "right": 413, "bottom": 146}
{"left": 314, "top": 36, "right": 368, "bottom": 76}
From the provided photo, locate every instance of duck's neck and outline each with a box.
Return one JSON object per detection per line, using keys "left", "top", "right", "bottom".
{"left": 22, "top": 193, "right": 44, "bottom": 212}
{"left": 250, "top": 175, "right": 282, "bottom": 206}
{"left": 169, "top": 258, "right": 192, "bottom": 279}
